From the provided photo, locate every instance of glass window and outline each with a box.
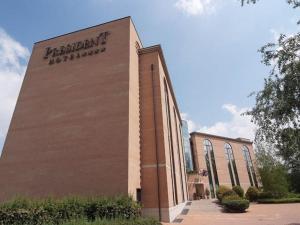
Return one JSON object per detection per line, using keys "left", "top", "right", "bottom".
{"left": 203, "top": 139, "right": 219, "bottom": 198}
{"left": 224, "top": 143, "right": 240, "bottom": 186}
{"left": 242, "top": 146, "right": 258, "bottom": 187}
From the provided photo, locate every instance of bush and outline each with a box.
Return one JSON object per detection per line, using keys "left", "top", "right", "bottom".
{"left": 0, "top": 196, "right": 141, "bottom": 225}
{"left": 222, "top": 190, "right": 238, "bottom": 200}
{"left": 245, "top": 186, "right": 259, "bottom": 202}
{"left": 258, "top": 191, "right": 290, "bottom": 199}
{"left": 258, "top": 191, "right": 274, "bottom": 199}
{"left": 216, "top": 185, "right": 231, "bottom": 201}
{"left": 286, "top": 193, "right": 300, "bottom": 198}
{"left": 232, "top": 186, "right": 244, "bottom": 198}
{"left": 222, "top": 199, "right": 250, "bottom": 213}
{"left": 257, "top": 198, "right": 300, "bottom": 204}
{"left": 221, "top": 194, "right": 241, "bottom": 204}
{"left": 61, "top": 218, "right": 161, "bottom": 225}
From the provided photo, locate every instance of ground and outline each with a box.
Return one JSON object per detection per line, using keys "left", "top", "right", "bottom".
{"left": 166, "top": 200, "right": 300, "bottom": 225}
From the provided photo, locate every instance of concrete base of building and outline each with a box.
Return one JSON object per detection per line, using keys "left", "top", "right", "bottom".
{"left": 142, "top": 202, "right": 187, "bottom": 222}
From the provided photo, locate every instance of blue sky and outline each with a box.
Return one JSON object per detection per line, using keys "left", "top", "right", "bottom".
{"left": 0, "top": 0, "right": 299, "bottom": 150}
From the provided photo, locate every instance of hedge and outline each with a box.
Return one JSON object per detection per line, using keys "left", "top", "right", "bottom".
{"left": 232, "top": 186, "right": 244, "bottom": 198}
{"left": 0, "top": 196, "right": 141, "bottom": 225}
{"left": 245, "top": 186, "right": 259, "bottom": 202}
{"left": 257, "top": 198, "right": 300, "bottom": 204}
{"left": 258, "top": 192, "right": 274, "bottom": 199}
{"left": 216, "top": 186, "right": 231, "bottom": 201}
{"left": 222, "top": 199, "right": 250, "bottom": 213}
{"left": 221, "top": 190, "right": 238, "bottom": 201}
{"left": 287, "top": 193, "right": 300, "bottom": 198}
{"left": 61, "top": 218, "right": 161, "bottom": 225}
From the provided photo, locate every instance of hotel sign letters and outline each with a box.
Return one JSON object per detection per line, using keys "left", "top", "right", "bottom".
{"left": 43, "top": 31, "right": 110, "bottom": 65}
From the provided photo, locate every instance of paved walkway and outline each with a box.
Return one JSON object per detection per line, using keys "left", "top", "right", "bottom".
{"left": 166, "top": 200, "right": 300, "bottom": 225}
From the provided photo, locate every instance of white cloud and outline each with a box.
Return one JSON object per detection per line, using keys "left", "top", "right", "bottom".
{"left": 181, "top": 112, "right": 198, "bottom": 132}
{"left": 175, "top": 0, "right": 216, "bottom": 16}
{"left": 181, "top": 104, "right": 256, "bottom": 140}
{"left": 0, "top": 28, "right": 29, "bottom": 152}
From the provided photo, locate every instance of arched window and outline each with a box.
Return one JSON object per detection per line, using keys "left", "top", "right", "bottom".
{"left": 203, "top": 139, "right": 219, "bottom": 198}
{"left": 242, "top": 146, "right": 258, "bottom": 187}
{"left": 224, "top": 143, "right": 240, "bottom": 186}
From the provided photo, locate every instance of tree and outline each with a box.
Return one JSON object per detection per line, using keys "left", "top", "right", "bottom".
{"left": 241, "top": 0, "right": 300, "bottom": 8}
{"left": 255, "top": 139, "right": 289, "bottom": 196}
{"left": 241, "top": 0, "right": 300, "bottom": 192}
{"left": 242, "top": 0, "right": 300, "bottom": 169}
{"left": 247, "top": 33, "right": 300, "bottom": 171}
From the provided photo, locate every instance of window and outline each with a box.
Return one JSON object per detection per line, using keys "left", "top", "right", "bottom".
{"left": 164, "top": 80, "right": 178, "bottom": 205}
{"left": 242, "top": 146, "right": 258, "bottom": 187}
{"left": 224, "top": 143, "right": 240, "bottom": 186}
{"left": 136, "top": 188, "right": 142, "bottom": 203}
{"left": 203, "top": 139, "right": 219, "bottom": 198}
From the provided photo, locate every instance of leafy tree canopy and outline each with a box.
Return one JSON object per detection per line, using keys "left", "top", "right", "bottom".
{"left": 241, "top": 0, "right": 300, "bottom": 171}
{"left": 241, "top": 0, "right": 300, "bottom": 8}
{"left": 248, "top": 33, "right": 300, "bottom": 170}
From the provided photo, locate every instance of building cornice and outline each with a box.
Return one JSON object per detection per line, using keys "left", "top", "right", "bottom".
{"left": 190, "top": 132, "right": 253, "bottom": 144}
{"left": 34, "top": 16, "right": 141, "bottom": 45}
{"left": 138, "top": 45, "right": 182, "bottom": 124}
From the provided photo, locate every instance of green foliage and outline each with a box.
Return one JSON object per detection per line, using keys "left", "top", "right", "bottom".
{"left": 289, "top": 169, "right": 300, "bottom": 193}
{"left": 222, "top": 195, "right": 242, "bottom": 201}
{"left": 221, "top": 190, "right": 238, "bottom": 200}
{"left": 0, "top": 196, "right": 141, "bottom": 225}
{"left": 286, "top": 192, "right": 300, "bottom": 198}
{"left": 216, "top": 185, "right": 231, "bottom": 201}
{"left": 258, "top": 192, "right": 274, "bottom": 199}
{"left": 222, "top": 199, "right": 250, "bottom": 213}
{"left": 245, "top": 187, "right": 259, "bottom": 202}
{"left": 220, "top": 191, "right": 250, "bottom": 213}
{"left": 241, "top": 0, "right": 300, "bottom": 8}
{"left": 257, "top": 198, "right": 300, "bottom": 204}
{"left": 255, "top": 141, "right": 290, "bottom": 197}
{"left": 61, "top": 218, "right": 161, "bottom": 225}
{"left": 232, "top": 186, "right": 244, "bottom": 198}
{"left": 246, "top": 32, "right": 300, "bottom": 174}
{"left": 242, "top": 0, "right": 300, "bottom": 193}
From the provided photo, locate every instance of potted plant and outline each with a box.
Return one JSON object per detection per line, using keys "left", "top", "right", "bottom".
{"left": 205, "top": 187, "right": 210, "bottom": 199}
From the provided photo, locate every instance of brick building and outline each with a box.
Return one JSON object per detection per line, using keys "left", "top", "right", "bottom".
{"left": 188, "top": 132, "right": 258, "bottom": 200}
{"left": 0, "top": 17, "right": 187, "bottom": 222}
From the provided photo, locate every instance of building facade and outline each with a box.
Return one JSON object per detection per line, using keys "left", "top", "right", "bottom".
{"left": 181, "top": 120, "right": 193, "bottom": 172}
{"left": 0, "top": 17, "right": 187, "bottom": 222}
{"left": 188, "top": 132, "right": 258, "bottom": 200}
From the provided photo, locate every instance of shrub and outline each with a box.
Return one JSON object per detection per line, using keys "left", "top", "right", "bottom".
{"left": 258, "top": 191, "right": 274, "bottom": 199}
{"left": 258, "top": 191, "right": 288, "bottom": 199}
{"left": 257, "top": 198, "right": 300, "bottom": 204}
{"left": 221, "top": 194, "right": 241, "bottom": 204}
{"left": 232, "top": 186, "right": 244, "bottom": 198}
{"left": 222, "top": 190, "right": 238, "bottom": 200}
{"left": 287, "top": 193, "right": 300, "bottom": 198}
{"left": 0, "top": 196, "right": 141, "bottom": 225}
{"left": 245, "top": 186, "right": 259, "bottom": 202}
{"left": 269, "top": 191, "right": 286, "bottom": 199}
{"left": 222, "top": 198, "right": 250, "bottom": 213}
{"left": 216, "top": 185, "right": 231, "bottom": 201}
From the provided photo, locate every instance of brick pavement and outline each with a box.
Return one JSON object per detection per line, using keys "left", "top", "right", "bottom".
{"left": 165, "top": 200, "right": 300, "bottom": 225}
